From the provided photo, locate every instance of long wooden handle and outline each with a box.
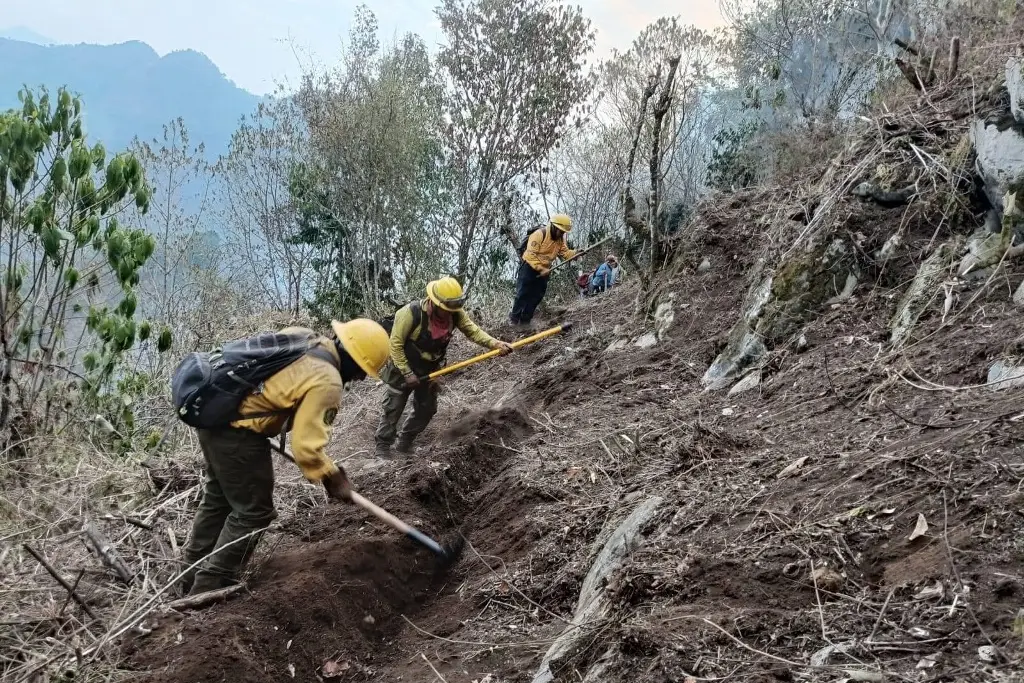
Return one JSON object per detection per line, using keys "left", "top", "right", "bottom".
{"left": 424, "top": 322, "right": 573, "bottom": 381}
{"left": 549, "top": 235, "right": 613, "bottom": 273}
{"left": 349, "top": 492, "right": 445, "bottom": 555}
{"left": 268, "top": 442, "right": 447, "bottom": 556}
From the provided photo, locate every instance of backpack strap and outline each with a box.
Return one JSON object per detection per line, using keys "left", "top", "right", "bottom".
{"left": 406, "top": 300, "right": 424, "bottom": 339}
{"left": 236, "top": 338, "right": 337, "bottom": 423}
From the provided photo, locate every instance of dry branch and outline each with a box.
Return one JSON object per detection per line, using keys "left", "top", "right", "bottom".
{"left": 166, "top": 584, "right": 244, "bottom": 611}
{"left": 947, "top": 37, "right": 961, "bottom": 81}
{"left": 83, "top": 522, "right": 134, "bottom": 585}
{"left": 22, "top": 544, "right": 101, "bottom": 623}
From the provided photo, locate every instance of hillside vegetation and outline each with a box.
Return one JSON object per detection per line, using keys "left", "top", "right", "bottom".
{"left": 3, "top": 0, "right": 1024, "bottom": 682}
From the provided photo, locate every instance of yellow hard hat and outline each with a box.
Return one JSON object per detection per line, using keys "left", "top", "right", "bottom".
{"left": 331, "top": 318, "right": 389, "bottom": 379}
{"left": 549, "top": 213, "right": 572, "bottom": 233}
{"left": 426, "top": 277, "right": 466, "bottom": 312}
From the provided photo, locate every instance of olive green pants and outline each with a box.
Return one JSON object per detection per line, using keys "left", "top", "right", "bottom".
{"left": 181, "top": 427, "right": 277, "bottom": 594}
{"left": 374, "top": 360, "right": 439, "bottom": 447}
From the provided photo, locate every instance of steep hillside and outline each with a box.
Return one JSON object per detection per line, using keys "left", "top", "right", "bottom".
{"left": 4, "top": 29, "right": 1024, "bottom": 683}
{"left": 0, "top": 38, "right": 259, "bottom": 157}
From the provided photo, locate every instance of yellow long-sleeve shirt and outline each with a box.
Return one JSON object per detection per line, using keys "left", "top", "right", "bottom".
{"left": 523, "top": 227, "right": 576, "bottom": 272}
{"left": 390, "top": 300, "right": 499, "bottom": 376}
{"left": 232, "top": 327, "right": 342, "bottom": 482}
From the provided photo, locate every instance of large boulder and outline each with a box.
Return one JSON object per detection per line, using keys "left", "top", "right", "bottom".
{"left": 971, "top": 58, "right": 1024, "bottom": 239}
{"left": 703, "top": 235, "right": 858, "bottom": 390}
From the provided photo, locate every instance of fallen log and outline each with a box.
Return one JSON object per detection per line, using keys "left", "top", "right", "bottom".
{"left": 531, "top": 496, "right": 663, "bottom": 683}
{"left": 167, "top": 584, "right": 244, "bottom": 611}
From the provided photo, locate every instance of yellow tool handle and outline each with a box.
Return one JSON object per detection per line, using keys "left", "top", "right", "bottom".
{"left": 425, "top": 321, "right": 573, "bottom": 381}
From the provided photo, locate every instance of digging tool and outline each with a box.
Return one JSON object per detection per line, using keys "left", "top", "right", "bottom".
{"left": 269, "top": 443, "right": 465, "bottom": 567}
{"left": 420, "top": 321, "right": 574, "bottom": 383}
{"left": 549, "top": 235, "right": 613, "bottom": 274}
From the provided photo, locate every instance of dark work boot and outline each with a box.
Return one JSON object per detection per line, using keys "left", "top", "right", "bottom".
{"left": 395, "top": 438, "right": 414, "bottom": 455}
{"left": 374, "top": 442, "right": 393, "bottom": 459}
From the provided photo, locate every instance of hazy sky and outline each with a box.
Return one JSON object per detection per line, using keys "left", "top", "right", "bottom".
{"left": 2, "top": 1, "right": 724, "bottom": 94}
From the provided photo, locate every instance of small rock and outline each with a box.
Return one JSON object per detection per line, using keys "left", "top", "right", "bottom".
{"left": 606, "top": 339, "right": 628, "bottom": 353}
{"left": 796, "top": 333, "right": 808, "bottom": 351}
{"left": 721, "top": 407, "right": 735, "bottom": 416}
{"left": 728, "top": 372, "right": 761, "bottom": 396}
{"left": 914, "top": 581, "right": 944, "bottom": 601}
{"left": 987, "top": 360, "right": 1024, "bottom": 391}
{"left": 1013, "top": 280, "right": 1024, "bottom": 306}
{"left": 696, "top": 257, "right": 711, "bottom": 273}
{"left": 917, "top": 653, "right": 941, "bottom": 669}
{"left": 845, "top": 670, "right": 883, "bottom": 682}
{"left": 634, "top": 333, "right": 658, "bottom": 348}
{"left": 777, "top": 455, "right": 808, "bottom": 478}
{"left": 363, "top": 614, "right": 376, "bottom": 625}
{"left": 909, "top": 626, "right": 931, "bottom": 639}
{"left": 810, "top": 566, "right": 844, "bottom": 592}
{"left": 978, "top": 645, "right": 998, "bottom": 663}
{"left": 782, "top": 562, "right": 802, "bottom": 578}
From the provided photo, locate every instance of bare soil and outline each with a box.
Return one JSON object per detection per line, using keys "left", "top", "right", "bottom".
{"left": 120, "top": 199, "right": 1024, "bottom": 682}
{"left": 121, "top": 173, "right": 1024, "bottom": 682}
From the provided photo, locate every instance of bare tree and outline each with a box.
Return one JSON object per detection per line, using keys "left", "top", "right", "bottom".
{"left": 436, "top": 0, "right": 596, "bottom": 285}
{"left": 217, "top": 95, "right": 314, "bottom": 315}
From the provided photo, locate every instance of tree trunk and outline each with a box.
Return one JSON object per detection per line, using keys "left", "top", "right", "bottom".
{"left": 648, "top": 56, "right": 681, "bottom": 271}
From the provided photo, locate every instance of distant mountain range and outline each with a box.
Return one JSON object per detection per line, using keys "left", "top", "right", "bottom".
{"left": 0, "top": 33, "right": 260, "bottom": 159}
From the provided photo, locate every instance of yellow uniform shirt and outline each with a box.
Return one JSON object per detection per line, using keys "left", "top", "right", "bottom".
{"left": 523, "top": 227, "right": 576, "bottom": 272}
{"left": 232, "top": 327, "right": 342, "bottom": 482}
{"left": 390, "top": 301, "right": 499, "bottom": 376}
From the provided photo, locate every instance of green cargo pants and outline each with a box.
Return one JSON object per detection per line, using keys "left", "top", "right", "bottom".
{"left": 181, "top": 427, "right": 277, "bottom": 595}
{"left": 374, "top": 360, "right": 439, "bottom": 448}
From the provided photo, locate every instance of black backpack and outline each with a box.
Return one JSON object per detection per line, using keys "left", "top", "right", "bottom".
{"left": 516, "top": 225, "right": 544, "bottom": 258}
{"left": 171, "top": 330, "right": 328, "bottom": 429}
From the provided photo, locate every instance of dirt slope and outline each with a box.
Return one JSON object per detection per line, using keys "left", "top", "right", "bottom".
{"left": 121, "top": 186, "right": 1024, "bottom": 682}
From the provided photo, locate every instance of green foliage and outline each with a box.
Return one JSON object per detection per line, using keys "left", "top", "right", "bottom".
{"left": 707, "top": 122, "right": 762, "bottom": 190}
{"left": 282, "top": 10, "right": 451, "bottom": 319}
{"left": 157, "top": 327, "right": 173, "bottom": 353}
{"left": 0, "top": 85, "right": 165, "bottom": 436}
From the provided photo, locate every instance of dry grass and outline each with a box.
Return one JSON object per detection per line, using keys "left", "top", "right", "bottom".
{"left": 0, "top": 308, "right": 386, "bottom": 683}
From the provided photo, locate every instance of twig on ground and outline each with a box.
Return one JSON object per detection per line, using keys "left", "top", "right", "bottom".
{"left": 82, "top": 522, "right": 133, "bottom": 584}
{"left": 420, "top": 653, "right": 449, "bottom": 683}
{"left": 57, "top": 569, "right": 86, "bottom": 619}
{"left": 810, "top": 559, "right": 831, "bottom": 643}
{"left": 22, "top": 544, "right": 102, "bottom": 624}
{"left": 167, "top": 585, "right": 243, "bottom": 611}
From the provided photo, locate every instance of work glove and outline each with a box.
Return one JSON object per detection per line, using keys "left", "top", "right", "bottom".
{"left": 403, "top": 373, "right": 421, "bottom": 389}
{"left": 323, "top": 468, "right": 353, "bottom": 503}
{"left": 538, "top": 267, "right": 551, "bottom": 277}
{"left": 494, "top": 341, "right": 514, "bottom": 356}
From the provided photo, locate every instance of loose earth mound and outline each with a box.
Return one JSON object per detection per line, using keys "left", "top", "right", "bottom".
{"left": 124, "top": 406, "right": 538, "bottom": 682}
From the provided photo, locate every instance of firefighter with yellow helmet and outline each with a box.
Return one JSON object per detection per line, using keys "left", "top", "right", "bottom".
{"left": 180, "top": 319, "right": 391, "bottom": 596}
{"left": 509, "top": 213, "right": 576, "bottom": 327}
{"left": 375, "top": 277, "right": 514, "bottom": 458}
